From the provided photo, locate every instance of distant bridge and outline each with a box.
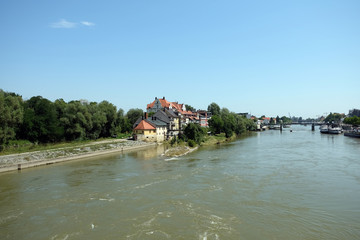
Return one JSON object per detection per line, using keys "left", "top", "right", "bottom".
{"left": 290, "top": 122, "right": 323, "bottom": 126}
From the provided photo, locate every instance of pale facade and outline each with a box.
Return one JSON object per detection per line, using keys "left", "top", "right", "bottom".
{"left": 134, "top": 129, "right": 157, "bottom": 142}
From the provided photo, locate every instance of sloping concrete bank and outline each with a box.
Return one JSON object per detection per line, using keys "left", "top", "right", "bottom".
{"left": 0, "top": 140, "right": 156, "bottom": 173}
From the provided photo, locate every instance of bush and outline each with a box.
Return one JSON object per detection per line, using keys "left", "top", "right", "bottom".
{"left": 170, "top": 136, "right": 177, "bottom": 146}
{"left": 183, "top": 123, "right": 205, "bottom": 144}
{"left": 188, "top": 139, "right": 196, "bottom": 147}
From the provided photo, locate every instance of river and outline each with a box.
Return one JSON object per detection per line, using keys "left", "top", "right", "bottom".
{"left": 0, "top": 125, "right": 359, "bottom": 239}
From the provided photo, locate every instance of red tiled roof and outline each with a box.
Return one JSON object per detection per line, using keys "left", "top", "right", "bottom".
{"left": 134, "top": 120, "right": 156, "bottom": 130}
{"left": 147, "top": 98, "right": 171, "bottom": 109}
{"left": 147, "top": 97, "right": 185, "bottom": 112}
{"left": 170, "top": 102, "right": 183, "bottom": 111}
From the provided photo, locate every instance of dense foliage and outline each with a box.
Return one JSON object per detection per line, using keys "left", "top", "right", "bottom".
{"left": 183, "top": 123, "right": 206, "bottom": 144}
{"left": 0, "top": 90, "right": 23, "bottom": 145}
{"left": 324, "top": 112, "right": 344, "bottom": 123}
{"left": 0, "top": 89, "right": 139, "bottom": 147}
{"left": 207, "top": 102, "right": 220, "bottom": 116}
{"left": 343, "top": 116, "right": 360, "bottom": 126}
{"left": 185, "top": 104, "right": 196, "bottom": 112}
{"left": 208, "top": 104, "right": 256, "bottom": 138}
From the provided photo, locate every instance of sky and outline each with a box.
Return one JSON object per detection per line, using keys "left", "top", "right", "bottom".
{"left": 0, "top": 0, "right": 359, "bottom": 118}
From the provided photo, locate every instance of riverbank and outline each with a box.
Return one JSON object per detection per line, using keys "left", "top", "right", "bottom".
{"left": 0, "top": 133, "right": 247, "bottom": 173}
{"left": 0, "top": 140, "right": 156, "bottom": 173}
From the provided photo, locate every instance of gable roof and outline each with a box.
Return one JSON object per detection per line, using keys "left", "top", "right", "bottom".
{"left": 147, "top": 118, "right": 168, "bottom": 127}
{"left": 134, "top": 120, "right": 156, "bottom": 130}
{"left": 153, "top": 110, "right": 170, "bottom": 124}
{"left": 165, "top": 108, "right": 178, "bottom": 118}
{"left": 147, "top": 98, "right": 171, "bottom": 109}
{"left": 147, "top": 97, "right": 184, "bottom": 112}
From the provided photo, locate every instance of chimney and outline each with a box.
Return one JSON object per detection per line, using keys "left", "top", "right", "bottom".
{"left": 163, "top": 96, "right": 165, "bottom": 100}
{"left": 144, "top": 112, "right": 148, "bottom": 119}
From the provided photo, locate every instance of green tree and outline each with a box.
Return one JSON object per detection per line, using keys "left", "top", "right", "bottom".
{"left": 183, "top": 123, "right": 205, "bottom": 144}
{"left": 208, "top": 115, "right": 224, "bottom": 134}
{"left": 276, "top": 115, "right": 280, "bottom": 124}
{"left": 20, "top": 96, "right": 63, "bottom": 143}
{"left": 234, "top": 115, "right": 247, "bottom": 135}
{"left": 343, "top": 116, "right": 360, "bottom": 125}
{"left": 87, "top": 102, "right": 106, "bottom": 139}
{"left": 61, "top": 101, "right": 92, "bottom": 141}
{"left": 207, "top": 102, "right": 220, "bottom": 116}
{"left": 222, "top": 112, "right": 236, "bottom": 138}
{"left": 126, "top": 108, "right": 143, "bottom": 126}
{"left": 270, "top": 117, "right": 275, "bottom": 125}
{"left": 98, "top": 101, "right": 117, "bottom": 137}
{"left": 0, "top": 90, "right": 24, "bottom": 145}
{"left": 185, "top": 104, "right": 196, "bottom": 112}
{"left": 280, "top": 116, "right": 292, "bottom": 124}
{"left": 324, "top": 113, "right": 344, "bottom": 123}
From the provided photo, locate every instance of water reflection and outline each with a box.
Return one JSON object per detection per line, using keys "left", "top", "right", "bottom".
{"left": 128, "top": 144, "right": 167, "bottom": 160}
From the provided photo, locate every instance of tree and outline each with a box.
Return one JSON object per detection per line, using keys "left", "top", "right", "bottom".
{"left": 126, "top": 108, "right": 143, "bottom": 127}
{"left": 207, "top": 102, "right": 220, "bottom": 116}
{"left": 324, "top": 113, "right": 344, "bottom": 123}
{"left": 98, "top": 101, "right": 117, "bottom": 137}
{"left": 0, "top": 90, "right": 24, "bottom": 145}
{"left": 276, "top": 115, "right": 280, "bottom": 124}
{"left": 222, "top": 113, "right": 236, "bottom": 138}
{"left": 270, "top": 117, "right": 275, "bottom": 125}
{"left": 185, "top": 104, "right": 196, "bottom": 112}
{"left": 343, "top": 116, "right": 360, "bottom": 126}
{"left": 60, "top": 100, "right": 92, "bottom": 141}
{"left": 20, "top": 96, "right": 63, "bottom": 143}
{"left": 183, "top": 123, "right": 205, "bottom": 144}
{"left": 281, "top": 116, "right": 292, "bottom": 124}
{"left": 208, "top": 115, "right": 224, "bottom": 134}
{"left": 234, "top": 115, "right": 247, "bottom": 135}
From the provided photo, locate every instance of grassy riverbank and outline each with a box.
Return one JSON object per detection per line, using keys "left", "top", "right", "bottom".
{"left": 164, "top": 133, "right": 238, "bottom": 157}
{"left": 201, "top": 133, "right": 237, "bottom": 146}
{"left": 0, "top": 134, "right": 131, "bottom": 156}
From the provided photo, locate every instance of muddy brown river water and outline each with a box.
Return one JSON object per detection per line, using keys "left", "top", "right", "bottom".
{"left": 1, "top": 125, "right": 359, "bottom": 239}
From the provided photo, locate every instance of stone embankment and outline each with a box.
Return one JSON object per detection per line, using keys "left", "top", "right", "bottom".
{"left": 0, "top": 139, "right": 155, "bottom": 173}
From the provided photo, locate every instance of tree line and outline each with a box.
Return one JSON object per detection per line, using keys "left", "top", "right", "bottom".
{"left": 207, "top": 102, "right": 256, "bottom": 138}
{"left": 1, "top": 90, "right": 258, "bottom": 150}
{"left": 0, "top": 90, "right": 143, "bottom": 147}
{"left": 175, "top": 102, "right": 257, "bottom": 147}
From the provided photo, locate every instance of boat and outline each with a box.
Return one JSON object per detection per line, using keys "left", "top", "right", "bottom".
{"left": 328, "top": 124, "right": 343, "bottom": 134}
{"left": 344, "top": 128, "right": 360, "bottom": 138}
{"left": 269, "top": 124, "right": 281, "bottom": 130}
{"left": 320, "top": 125, "right": 329, "bottom": 134}
{"left": 283, "top": 124, "right": 291, "bottom": 128}
{"left": 320, "top": 124, "right": 343, "bottom": 134}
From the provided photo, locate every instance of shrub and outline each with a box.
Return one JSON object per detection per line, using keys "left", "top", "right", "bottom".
{"left": 188, "top": 139, "right": 196, "bottom": 148}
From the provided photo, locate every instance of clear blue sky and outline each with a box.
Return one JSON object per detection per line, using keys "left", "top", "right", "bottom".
{"left": 1, "top": 0, "right": 359, "bottom": 118}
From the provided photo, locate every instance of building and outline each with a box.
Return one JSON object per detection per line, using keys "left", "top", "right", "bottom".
{"left": 133, "top": 120, "right": 157, "bottom": 142}
{"left": 153, "top": 109, "right": 181, "bottom": 137}
{"left": 133, "top": 113, "right": 168, "bottom": 142}
{"left": 349, "top": 109, "right": 360, "bottom": 117}
{"left": 197, "top": 110, "right": 211, "bottom": 127}
{"left": 147, "top": 97, "right": 184, "bottom": 113}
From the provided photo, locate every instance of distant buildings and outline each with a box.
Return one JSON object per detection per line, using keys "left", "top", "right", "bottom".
{"left": 133, "top": 97, "right": 211, "bottom": 142}
{"left": 349, "top": 109, "right": 360, "bottom": 117}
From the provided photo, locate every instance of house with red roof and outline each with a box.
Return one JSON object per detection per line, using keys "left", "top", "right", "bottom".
{"left": 145, "top": 97, "right": 210, "bottom": 132}
{"left": 133, "top": 113, "right": 168, "bottom": 142}
{"left": 147, "top": 97, "right": 185, "bottom": 113}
